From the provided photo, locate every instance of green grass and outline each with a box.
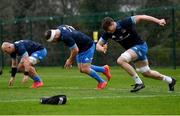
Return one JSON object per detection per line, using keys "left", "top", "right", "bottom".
{"left": 0, "top": 67, "right": 180, "bottom": 115}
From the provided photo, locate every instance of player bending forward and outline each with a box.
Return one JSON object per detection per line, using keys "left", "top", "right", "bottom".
{"left": 45, "top": 25, "right": 112, "bottom": 90}
{"left": 1, "top": 40, "right": 47, "bottom": 88}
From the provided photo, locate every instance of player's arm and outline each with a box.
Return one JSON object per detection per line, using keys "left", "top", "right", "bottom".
{"left": 65, "top": 44, "right": 79, "bottom": 69}
{"left": 68, "top": 46, "right": 79, "bottom": 61}
{"left": 133, "top": 15, "right": 166, "bottom": 26}
{"left": 21, "top": 52, "right": 31, "bottom": 74}
{"left": 21, "top": 56, "right": 31, "bottom": 83}
{"left": 16, "top": 44, "right": 31, "bottom": 75}
{"left": 20, "top": 52, "right": 31, "bottom": 83}
{"left": 11, "top": 58, "right": 18, "bottom": 77}
{"left": 8, "top": 58, "right": 18, "bottom": 86}
{"left": 96, "top": 37, "right": 108, "bottom": 54}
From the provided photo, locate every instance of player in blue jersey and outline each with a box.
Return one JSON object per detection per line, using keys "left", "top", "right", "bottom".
{"left": 45, "top": 25, "right": 111, "bottom": 90}
{"left": 1, "top": 40, "right": 47, "bottom": 88}
{"left": 96, "top": 15, "right": 176, "bottom": 92}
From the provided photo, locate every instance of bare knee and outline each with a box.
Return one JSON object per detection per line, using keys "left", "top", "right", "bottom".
{"left": 79, "top": 67, "right": 90, "bottom": 74}
{"left": 117, "top": 57, "right": 129, "bottom": 67}
{"left": 117, "top": 52, "right": 131, "bottom": 66}
{"left": 117, "top": 57, "right": 124, "bottom": 66}
{"left": 142, "top": 71, "right": 152, "bottom": 77}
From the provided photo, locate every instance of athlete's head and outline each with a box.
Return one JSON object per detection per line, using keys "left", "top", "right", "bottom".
{"left": 102, "top": 17, "right": 116, "bottom": 33}
{"left": 1, "top": 42, "right": 15, "bottom": 54}
{"left": 45, "top": 29, "right": 60, "bottom": 42}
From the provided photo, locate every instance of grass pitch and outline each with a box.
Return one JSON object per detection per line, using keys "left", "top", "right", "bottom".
{"left": 0, "top": 66, "right": 179, "bottom": 115}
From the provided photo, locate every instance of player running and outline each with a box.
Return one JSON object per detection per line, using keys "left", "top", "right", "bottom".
{"left": 1, "top": 40, "right": 47, "bottom": 88}
{"left": 96, "top": 15, "right": 176, "bottom": 92}
{"left": 45, "top": 25, "right": 111, "bottom": 90}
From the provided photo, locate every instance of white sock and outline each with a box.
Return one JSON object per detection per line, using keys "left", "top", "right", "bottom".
{"left": 162, "top": 75, "right": 172, "bottom": 84}
{"left": 132, "top": 74, "right": 143, "bottom": 84}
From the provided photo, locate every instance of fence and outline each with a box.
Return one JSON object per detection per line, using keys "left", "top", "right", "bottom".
{"left": 0, "top": 6, "right": 180, "bottom": 69}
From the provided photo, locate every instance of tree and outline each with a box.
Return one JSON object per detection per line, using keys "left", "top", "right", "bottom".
{"left": 143, "top": 0, "right": 175, "bottom": 8}
{"left": 79, "top": 0, "right": 120, "bottom": 14}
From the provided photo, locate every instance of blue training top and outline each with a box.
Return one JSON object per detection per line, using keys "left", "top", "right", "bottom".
{"left": 100, "top": 16, "right": 144, "bottom": 50}
{"left": 10, "top": 40, "right": 44, "bottom": 59}
{"left": 57, "top": 25, "right": 93, "bottom": 53}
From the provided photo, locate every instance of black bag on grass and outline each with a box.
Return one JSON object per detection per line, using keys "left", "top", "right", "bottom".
{"left": 40, "top": 95, "right": 67, "bottom": 105}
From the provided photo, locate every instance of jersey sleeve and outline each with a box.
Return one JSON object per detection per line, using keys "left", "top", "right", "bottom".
{"left": 99, "top": 33, "right": 111, "bottom": 44}
{"left": 120, "top": 16, "right": 136, "bottom": 29}
{"left": 63, "top": 35, "right": 77, "bottom": 49}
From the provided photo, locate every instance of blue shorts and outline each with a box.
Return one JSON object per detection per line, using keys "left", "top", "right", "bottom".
{"left": 131, "top": 42, "right": 148, "bottom": 61}
{"left": 31, "top": 48, "right": 47, "bottom": 61}
{"left": 76, "top": 43, "right": 95, "bottom": 64}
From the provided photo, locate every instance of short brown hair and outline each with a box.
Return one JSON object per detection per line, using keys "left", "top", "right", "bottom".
{"left": 44, "top": 30, "right": 51, "bottom": 40}
{"left": 102, "top": 17, "right": 114, "bottom": 31}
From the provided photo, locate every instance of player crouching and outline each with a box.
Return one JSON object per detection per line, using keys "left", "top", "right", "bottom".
{"left": 1, "top": 40, "right": 47, "bottom": 88}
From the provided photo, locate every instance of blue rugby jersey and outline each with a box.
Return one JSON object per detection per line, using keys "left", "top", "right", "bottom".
{"left": 10, "top": 40, "right": 44, "bottom": 59}
{"left": 57, "top": 25, "right": 93, "bottom": 53}
{"left": 100, "top": 16, "right": 144, "bottom": 50}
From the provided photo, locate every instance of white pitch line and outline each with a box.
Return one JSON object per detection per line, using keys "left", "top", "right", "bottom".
{"left": 0, "top": 94, "right": 179, "bottom": 103}
{"left": 76, "top": 94, "right": 180, "bottom": 100}
{"left": 44, "top": 86, "right": 180, "bottom": 94}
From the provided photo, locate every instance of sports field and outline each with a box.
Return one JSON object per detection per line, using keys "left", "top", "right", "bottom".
{"left": 0, "top": 67, "right": 179, "bottom": 115}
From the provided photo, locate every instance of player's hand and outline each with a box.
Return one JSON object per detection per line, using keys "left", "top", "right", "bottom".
{"left": 8, "top": 77, "right": 15, "bottom": 86}
{"left": 103, "top": 44, "right": 108, "bottom": 54}
{"left": 64, "top": 59, "right": 73, "bottom": 69}
{"left": 158, "top": 19, "right": 166, "bottom": 26}
{"left": 22, "top": 75, "right": 29, "bottom": 83}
